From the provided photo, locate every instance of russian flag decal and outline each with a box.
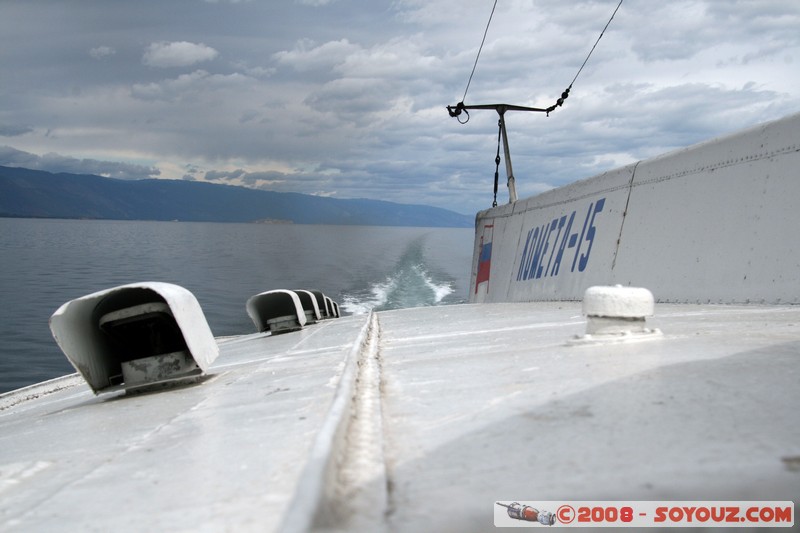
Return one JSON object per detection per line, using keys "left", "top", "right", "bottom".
{"left": 475, "top": 224, "right": 494, "bottom": 294}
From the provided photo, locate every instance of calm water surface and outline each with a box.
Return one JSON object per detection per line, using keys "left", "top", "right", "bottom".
{"left": 0, "top": 218, "right": 474, "bottom": 393}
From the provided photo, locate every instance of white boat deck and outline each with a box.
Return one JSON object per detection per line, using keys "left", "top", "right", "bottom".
{"left": 1, "top": 301, "right": 798, "bottom": 531}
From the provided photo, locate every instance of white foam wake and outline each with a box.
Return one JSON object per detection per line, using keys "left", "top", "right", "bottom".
{"left": 340, "top": 264, "right": 454, "bottom": 316}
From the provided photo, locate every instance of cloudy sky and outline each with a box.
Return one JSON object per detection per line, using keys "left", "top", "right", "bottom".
{"left": 1, "top": 0, "right": 798, "bottom": 215}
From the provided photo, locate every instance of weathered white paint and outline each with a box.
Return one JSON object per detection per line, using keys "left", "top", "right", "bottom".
{"left": 246, "top": 289, "right": 307, "bottom": 334}
{"left": 308, "top": 290, "right": 333, "bottom": 319}
{"left": 575, "top": 285, "right": 660, "bottom": 341}
{"left": 293, "top": 289, "right": 323, "bottom": 323}
{"left": 49, "top": 282, "right": 219, "bottom": 394}
{"left": 471, "top": 112, "right": 800, "bottom": 304}
{"left": 6, "top": 302, "right": 799, "bottom": 532}
{"left": 582, "top": 285, "right": 654, "bottom": 318}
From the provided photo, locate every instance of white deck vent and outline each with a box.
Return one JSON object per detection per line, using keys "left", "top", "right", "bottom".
{"left": 246, "top": 290, "right": 307, "bottom": 334}
{"left": 328, "top": 297, "right": 340, "bottom": 318}
{"left": 292, "top": 290, "right": 322, "bottom": 324}
{"left": 308, "top": 290, "right": 336, "bottom": 319}
{"left": 571, "top": 285, "right": 662, "bottom": 344}
{"left": 49, "top": 282, "right": 219, "bottom": 394}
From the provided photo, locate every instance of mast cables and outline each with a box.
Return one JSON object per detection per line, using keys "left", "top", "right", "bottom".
{"left": 569, "top": 0, "right": 624, "bottom": 89}
{"left": 452, "top": 0, "right": 624, "bottom": 122}
{"left": 462, "top": 0, "right": 498, "bottom": 105}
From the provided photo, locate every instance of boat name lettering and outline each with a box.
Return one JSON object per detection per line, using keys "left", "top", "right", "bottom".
{"left": 516, "top": 197, "right": 606, "bottom": 281}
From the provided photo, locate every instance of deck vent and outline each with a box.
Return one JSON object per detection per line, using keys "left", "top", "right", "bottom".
{"left": 246, "top": 290, "right": 307, "bottom": 334}
{"left": 292, "top": 290, "right": 322, "bottom": 324}
{"left": 307, "top": 290, "right": 334, "bottom": 319}
{"left": 324, "top": 296, "right": 335, "bottom": 318}
{"left": 49, "top": 282, "right": 219, "bottom": 394}
{"left": 571, "top": 285, "right": 661, "bottom": 344}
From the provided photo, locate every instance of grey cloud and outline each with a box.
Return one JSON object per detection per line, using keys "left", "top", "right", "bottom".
{"left": 201, "top": 169, "right": 291, "bottom": 187}
{"left": 305, "top": 78, "right": 393, "bottom": 119}
{"left": 1, "top": 0, "right": 798, "bottom": 216}
{"left": 236, "top": 170, "right": 289, "bottom": 185}
{"left": 0, "top": 146, "right": 41, "bottom": 168}
{"left": 296, "top": 0, "right": 334, "bottom": 6}
{"left": 0, "top": 124, "right": 34, "bottom": 137}
{"left": 273, "top": 38, "right": 360, "bottom": 74}
{"left": 143, "top": 41, "right": 220, "bottom": 68}
{"left": 204, "top": 169, "right": 248, "bottom": 182}
{"left": 0, "top": 146, "right": 160, "bottom": 180}
{"left": 89, "top": 46, "right": 116, "bottom": 59}
{"left": 130, "top": 70, "right": 253, "bottom": 102}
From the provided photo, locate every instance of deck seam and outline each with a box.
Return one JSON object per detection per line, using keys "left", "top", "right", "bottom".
{"left": 278, "top": 311, "right": 382, "bottom": 533}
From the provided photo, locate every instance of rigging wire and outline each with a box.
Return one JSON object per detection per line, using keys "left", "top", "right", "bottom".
{"left": 449, "top": 0, "right": 625, "bottom": 206}
{"left": 462, "top": 0, "right": 498, "bottom": 105}
{"left": 569, "top": 0, "right": 624, "bottom": 89}
{"left": 454, "top": 0, "right": 624, "bottom": 118}
{"left": 493, "top": 121, "right": 502, "bottom": 207}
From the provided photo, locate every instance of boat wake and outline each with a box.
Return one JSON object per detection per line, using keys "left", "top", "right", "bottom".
{"left": 340, "top": 239, "right": 455, "bottom": 315}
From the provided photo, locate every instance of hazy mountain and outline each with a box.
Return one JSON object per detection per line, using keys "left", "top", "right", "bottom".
{"left": 0, "top": 166, "right": 472, "bottom": 227}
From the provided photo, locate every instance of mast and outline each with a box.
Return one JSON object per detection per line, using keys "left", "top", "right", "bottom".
{"left": 446, "top": 99, "right": 567, "bottom": 205}
{"left": 498, "top": 108, "right": 516, "bottom": 203}
{"left": 446, "top": 0, "right": 623, "bottom": 207}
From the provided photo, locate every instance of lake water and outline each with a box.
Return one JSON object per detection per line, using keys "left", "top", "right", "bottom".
{"left": 0, "top": 218, "right": 475, "bottom": 394}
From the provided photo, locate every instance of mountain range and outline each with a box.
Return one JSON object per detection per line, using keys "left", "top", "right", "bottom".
{"left": 0, "top": 165, "right": 472, "bottom": 227}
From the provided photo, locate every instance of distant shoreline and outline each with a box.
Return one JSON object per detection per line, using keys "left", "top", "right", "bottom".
{"left": 0, "top": 165, "right": 473, "bottom": 228}
{"left": 0, "top": 215, "right": 473, "bottom": 229}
